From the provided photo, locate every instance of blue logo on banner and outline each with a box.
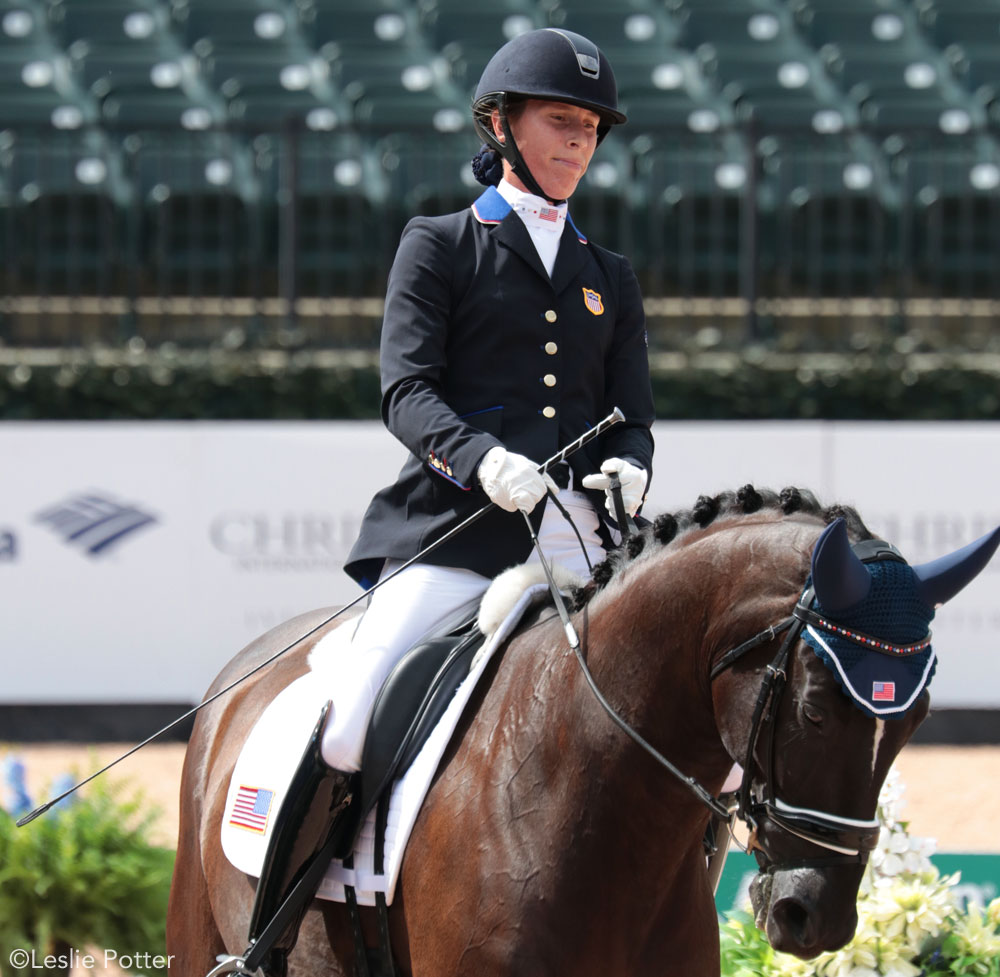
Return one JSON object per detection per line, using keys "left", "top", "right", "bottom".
{"left": 35, "top": 493, "right": 159, "bottom": 556}
{"left": 0, "top": 530, "right": 16, "bottom": 563}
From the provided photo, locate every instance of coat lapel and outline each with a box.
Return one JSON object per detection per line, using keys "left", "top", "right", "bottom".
{"left": 493, "top": 211, "right": 550, "bottom": 283}
{"left": 551, "top": 220, "right": 589, "bottom": 295}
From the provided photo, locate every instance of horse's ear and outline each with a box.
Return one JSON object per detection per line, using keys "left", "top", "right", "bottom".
{"left": 912, "top": 526, "right": 1000, "bottom": 608}
{"left": 811, "top": 518, "right": 872, "bottom": 612}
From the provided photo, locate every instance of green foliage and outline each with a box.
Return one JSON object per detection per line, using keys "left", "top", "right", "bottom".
{"left": 0, "top": 768, "right": 175, "bottom": 975}
{"left": 1, "top": 347, "right": 998, "bottom": 420}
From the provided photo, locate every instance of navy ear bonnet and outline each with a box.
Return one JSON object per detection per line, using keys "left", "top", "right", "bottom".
{"left": 800, "top": 547, "right": 937, "bottom": 719}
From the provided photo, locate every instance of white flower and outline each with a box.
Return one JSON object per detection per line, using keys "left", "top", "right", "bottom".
{"left": 950, "top": 908, "right": 1000, "bottom": 959}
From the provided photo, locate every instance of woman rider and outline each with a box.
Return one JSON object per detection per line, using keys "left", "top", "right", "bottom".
{"left": 246, "top": 27, "right": 655, "bottom": 967}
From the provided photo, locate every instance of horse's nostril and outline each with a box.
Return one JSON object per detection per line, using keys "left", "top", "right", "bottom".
{"left": 771, "top": 896, "right": 815, "bottom": 949}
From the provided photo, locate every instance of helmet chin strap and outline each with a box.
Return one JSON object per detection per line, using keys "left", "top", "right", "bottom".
{"left": 496, "top": 95, "right": 566, "bottom": 206}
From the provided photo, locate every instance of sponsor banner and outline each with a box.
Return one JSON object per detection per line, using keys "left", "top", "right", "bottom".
{"left": 1, "top": 421, "right": 997, "bottom": 705}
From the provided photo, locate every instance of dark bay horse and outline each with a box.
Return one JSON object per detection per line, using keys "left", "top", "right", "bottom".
{"left": 167, "top": 486, "right": 995, "bottom": 976}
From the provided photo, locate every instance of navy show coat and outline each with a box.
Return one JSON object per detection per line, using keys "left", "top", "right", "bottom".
{"left": 344, "top": 185, "right": 655, "bottom": 588}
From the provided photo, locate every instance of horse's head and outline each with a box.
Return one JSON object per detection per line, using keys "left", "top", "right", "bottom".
{"left": 714, "top": 514, "right": 1000, "bottom": 959}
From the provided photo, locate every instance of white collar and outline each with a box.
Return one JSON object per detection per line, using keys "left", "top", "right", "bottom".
{"left": 496, "top": 179, "right": 567, "bottom": 232}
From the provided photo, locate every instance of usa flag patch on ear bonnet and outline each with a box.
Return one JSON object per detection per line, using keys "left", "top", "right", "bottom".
{"left": 582, "top": 288, "right": 604, "bottom": 315}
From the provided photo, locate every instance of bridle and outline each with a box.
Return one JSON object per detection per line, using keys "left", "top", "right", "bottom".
{"left": 712, "top": 537, "right": 920, "bottom": 872}
{"left": 708, "top": 589, "right": 878, "bottom": 872}
{"left": 567, "top": 535, "right": 921, "bottom": 875}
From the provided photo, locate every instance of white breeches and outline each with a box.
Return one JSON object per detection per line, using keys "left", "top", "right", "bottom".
{"left": 319, "top": 489, "right": 603, "bottom": 771}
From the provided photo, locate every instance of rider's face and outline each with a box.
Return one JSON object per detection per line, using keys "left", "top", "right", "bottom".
{"left": 492, "top": 99, "right": 600, "bottom": 201}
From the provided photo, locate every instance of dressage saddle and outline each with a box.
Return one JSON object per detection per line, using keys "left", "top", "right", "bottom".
{"left": 240, "top": 609, "right": 489, "bottom": 977}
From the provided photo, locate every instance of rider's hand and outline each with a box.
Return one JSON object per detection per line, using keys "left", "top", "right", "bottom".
{"left": 477, "top": 447, "right": 555, "bottom": 513}
{"left": 581, "top": 457, "right": 648, "bottom": 517}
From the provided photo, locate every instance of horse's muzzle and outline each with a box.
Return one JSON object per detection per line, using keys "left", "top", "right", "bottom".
{"left": 750, "top": 866, "right": 861, "bottom": 959}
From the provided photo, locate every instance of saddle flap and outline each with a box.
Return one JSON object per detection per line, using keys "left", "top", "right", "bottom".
{"left": 357, "top": 616, "right": 485, "bottom": 819}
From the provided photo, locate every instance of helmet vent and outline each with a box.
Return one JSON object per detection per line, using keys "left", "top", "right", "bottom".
{"left": 546, "top": 28, "right": 602, "bottom": 80}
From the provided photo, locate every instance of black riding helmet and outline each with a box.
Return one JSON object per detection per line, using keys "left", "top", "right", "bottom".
{"left": 471, "top": 28, "right": 626, "bottom": 203}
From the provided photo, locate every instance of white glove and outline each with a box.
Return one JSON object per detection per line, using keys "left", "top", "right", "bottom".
{"left": 581, "top": 457, "right": 648, "bottom": 517}
{"left": 477, "top": 446, "right": 556, "bottom": 513}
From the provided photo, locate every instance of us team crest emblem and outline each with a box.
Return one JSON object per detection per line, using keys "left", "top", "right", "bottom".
{"left": 582, "top": 288, "right": 604, "bottom": 315}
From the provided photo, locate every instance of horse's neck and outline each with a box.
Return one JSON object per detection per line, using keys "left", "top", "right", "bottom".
{"left": 577, "top": 581, "right": 733, "bottom": 793}
{"left": 574, "top": 525, "right": 805, "bottom": 791}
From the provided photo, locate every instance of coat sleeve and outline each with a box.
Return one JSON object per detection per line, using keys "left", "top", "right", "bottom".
{"left": 378, "top": 216, "right": 502, "bottom": 492}
{"left": 601, "top": 257, "right": 655, "bottom": 484}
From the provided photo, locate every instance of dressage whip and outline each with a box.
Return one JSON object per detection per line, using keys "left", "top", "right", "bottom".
{"left": 17, "top": 406, "right": 626, "bottom": 827}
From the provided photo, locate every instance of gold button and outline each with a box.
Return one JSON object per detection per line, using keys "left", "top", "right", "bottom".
{"left": 543, "top": 374, "right": 557, "bottom": 387}
{"left": 542, "top": 406, "right": 556, "bottom": 418}
{"left": 544, "top": 310, "right": 557, "bottom": 323}
{"left": 545, "top": 341, "right": 558, "bottom": 355}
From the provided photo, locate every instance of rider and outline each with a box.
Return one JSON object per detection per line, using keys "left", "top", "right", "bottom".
{"left": 247, "top": 27, "right": 655, "bottom": 964}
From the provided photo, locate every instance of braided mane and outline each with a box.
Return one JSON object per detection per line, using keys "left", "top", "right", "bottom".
{"left": 570, "top": 485, "right": 874, "bottom": 610}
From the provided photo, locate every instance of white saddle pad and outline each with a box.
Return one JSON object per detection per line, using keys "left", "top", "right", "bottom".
{"left": 221, "top": 582, "right": 552, "bottom": 907}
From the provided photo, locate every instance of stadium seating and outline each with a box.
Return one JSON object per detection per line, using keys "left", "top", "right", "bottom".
{"left": 1, "top": 0, "right": 998, "bottom": 318}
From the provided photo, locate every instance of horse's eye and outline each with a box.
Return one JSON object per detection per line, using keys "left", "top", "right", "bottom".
{"left": 802, "top": 703, "right": 825, "bottom": 726}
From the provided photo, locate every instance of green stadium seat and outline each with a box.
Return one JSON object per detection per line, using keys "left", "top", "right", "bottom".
{"left": 305, "top": 0, "right": 421, "bottom": 55}
{"left": 418, "top": 8, "right": 541, "bottom": 58}
{"left": 859, "top": 90, "right": 982, "bottom": 133}
{"left": 440, "top": 44, "right": 498, "bottom": 97}
{"left": 790, "top": 0, "right": 910, "bottom": 13}
{"left": 293, "top": 129, "right": 385, "bottom": 199}
{"left": 173, "top": 0, "right": 298, "bottom": 49}
{"left": 737, "top": 91, "right": 856, "bottom": 132}
{"left": 916, "top": 0, "right": 1000, "bottom": 44}
{"left": 892, "top": 138, "right": 1000, "bottom": 297}
{"left": 332, "top": 48, "right": 446, "bottom": 101}
{"left": 947, "top": 42, "right": 1000, "bottom": 105}
{"left": 0, "top": 3, "right": 47, "bottom": 53}
{"left": 202, "top": 46, "right": 330, "bottom": 98}
{"left": 70, "top": 43, "right": 181, "bottom": 95}
{"left": 795, "top": 8, "right": 920, "bottom": 50}
{"left": 374, "top": 130, "right": 477, "bottom": 215}
{"left": 761, "top": 133, "right": 890, "bottom": 200}
{"left": 102, "top": 88, "right": 221, "bottom": 129}
{"left": 0, "top": 44, "right": 55, "bottom": 90}
{"left": 700, "top": 48, "right": 823, "bottom": 102}
{"left": 288, "top": 129, "right": 392, "bottom": 294}
{"left": 828, "top": 49, "right": 949, "bottom": 102}
{"left": 675, "top": 4, "right": 789, "bottom": 50}
{"left": 227, "top": 87, "right": 350, "bottom": 129}
{"left": 352, "top": 89, "right": 468, "bottom": 133}
{"left": 3, "top": 131, "right": 131, "bottom": 295}
{"left": 632, "top": 138, "right": 747, "bottom": 296}
{"left": 760, "top": 134, "right": 893, "bottom": 298}
{"left": 3, "top": 89, "right": 88, "bottom": 127}
{"left": 124, "top": 130, "right": 259, "bottom": 296}
{"left": 618, "top": 89, "right": 732, "bottom": 130}
{"left": 550, "top": 8, "right": 677, "bottom": 53}
{"left": 608, "top": 45, "right": 697, "bottom": 97}
{"left": 48, "top": 0, "right": 165, "bottom": 47}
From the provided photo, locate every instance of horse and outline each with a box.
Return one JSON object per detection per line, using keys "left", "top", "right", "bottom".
{"left": 167, "top": 485, "right": 993, "bottom": 977}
